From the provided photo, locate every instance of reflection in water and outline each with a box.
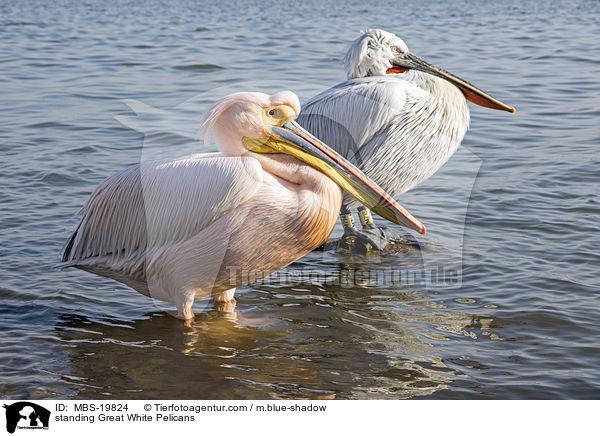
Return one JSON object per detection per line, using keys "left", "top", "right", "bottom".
{"left": 54, "top": 262, "right": 498, "bottom": 399}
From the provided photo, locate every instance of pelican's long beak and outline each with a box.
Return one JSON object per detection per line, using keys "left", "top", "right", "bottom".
{"left": 243, "top": 120, "right": 426, "bottom": 235}
{"left": 388, "top": 52, "right": 515, "bottom": 113}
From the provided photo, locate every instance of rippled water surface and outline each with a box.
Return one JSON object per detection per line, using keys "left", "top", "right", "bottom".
{"left": 1, "top": 0, "right": 599, "bottom": 399}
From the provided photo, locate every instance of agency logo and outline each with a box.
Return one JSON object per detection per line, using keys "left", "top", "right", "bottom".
{"left": 2, "top": 402, "right": 50, "bottom": 434}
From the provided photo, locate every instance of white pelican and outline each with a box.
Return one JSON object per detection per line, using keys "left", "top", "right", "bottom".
{"left": 59, "top": 91, "right": 425, "bottom": 319}
{"left": 297, "top": 29, "right": 515, "bottom": 250}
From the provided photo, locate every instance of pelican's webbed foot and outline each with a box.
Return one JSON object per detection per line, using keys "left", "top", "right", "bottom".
{"left": 338, "top": 224, "right": 402, "bottom": 254}
{"left": 336, "top": 207, "right": 421, "bottom": 255}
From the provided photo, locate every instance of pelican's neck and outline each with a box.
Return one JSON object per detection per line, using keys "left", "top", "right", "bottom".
{"left": 250, "top": 152, "right": 342, "bottom": 247}
{"left": 213, "top": 129, "right": 248, "bottom": 157}
{"left": 398, "top": 70, "right": 471, "bottom": 141}
{"left": 250, "top": 152, "right": 338, "bottom": 193}
{"left": 408, "top": 71, "right": 469, "bottom": 113}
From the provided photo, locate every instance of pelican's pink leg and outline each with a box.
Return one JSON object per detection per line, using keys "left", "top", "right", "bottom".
{"left": 174, "top": 292, "right": 195, "bottom": 321}
{"left": 214, "top": 288, "right": 236, "bottom": 303}
{"left": 214, "top": 289, "right": 236, "bottom": 313}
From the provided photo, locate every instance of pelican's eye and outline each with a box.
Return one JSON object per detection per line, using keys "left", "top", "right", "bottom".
{"left": 391, "top": 46, "right": 401, "bottom": 53}
{"left": 267, "top": 108, "right": 283, "bottom": 119}
{"left": 263, "top": 104, "right": 297, "bottom": 126}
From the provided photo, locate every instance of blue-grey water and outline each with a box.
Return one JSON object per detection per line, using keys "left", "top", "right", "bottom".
{"left": 1, "top": 0, "right": 599, "bottom": 399}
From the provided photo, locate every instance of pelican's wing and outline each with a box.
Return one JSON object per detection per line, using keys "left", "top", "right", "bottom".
{"left": 60, "top": 154, "right": 263, "bottom": 268}
{"left": 298, "top": 76, "right": 424, "bottom": 163}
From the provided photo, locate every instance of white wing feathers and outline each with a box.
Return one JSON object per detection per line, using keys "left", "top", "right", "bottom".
{"left": 61, "top": 154, "right": 263, "bottom": 269}
{"left": 298, "top": 76, "right": 423, "bottom": 161}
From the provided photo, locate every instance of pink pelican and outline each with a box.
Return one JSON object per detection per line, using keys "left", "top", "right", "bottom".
{"left": 59, "top": 91, "right": 425, "bottom": 319}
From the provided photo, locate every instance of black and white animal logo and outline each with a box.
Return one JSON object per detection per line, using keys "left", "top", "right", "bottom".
{"left": 3, "top": 402, "right": 50, "bottom": 434}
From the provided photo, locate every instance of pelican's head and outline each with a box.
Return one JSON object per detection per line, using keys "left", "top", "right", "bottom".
{"left": 344, "top": 29, "right": 409, "bottom": 78}
{"left": 203, "top": 91, "right": 426, "bottom": 235}
{"left": 345, "top": 29, "right": 515, "bottom": 113}
{"left": 201, "top": 91, "right": 301, "bottom": 156}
